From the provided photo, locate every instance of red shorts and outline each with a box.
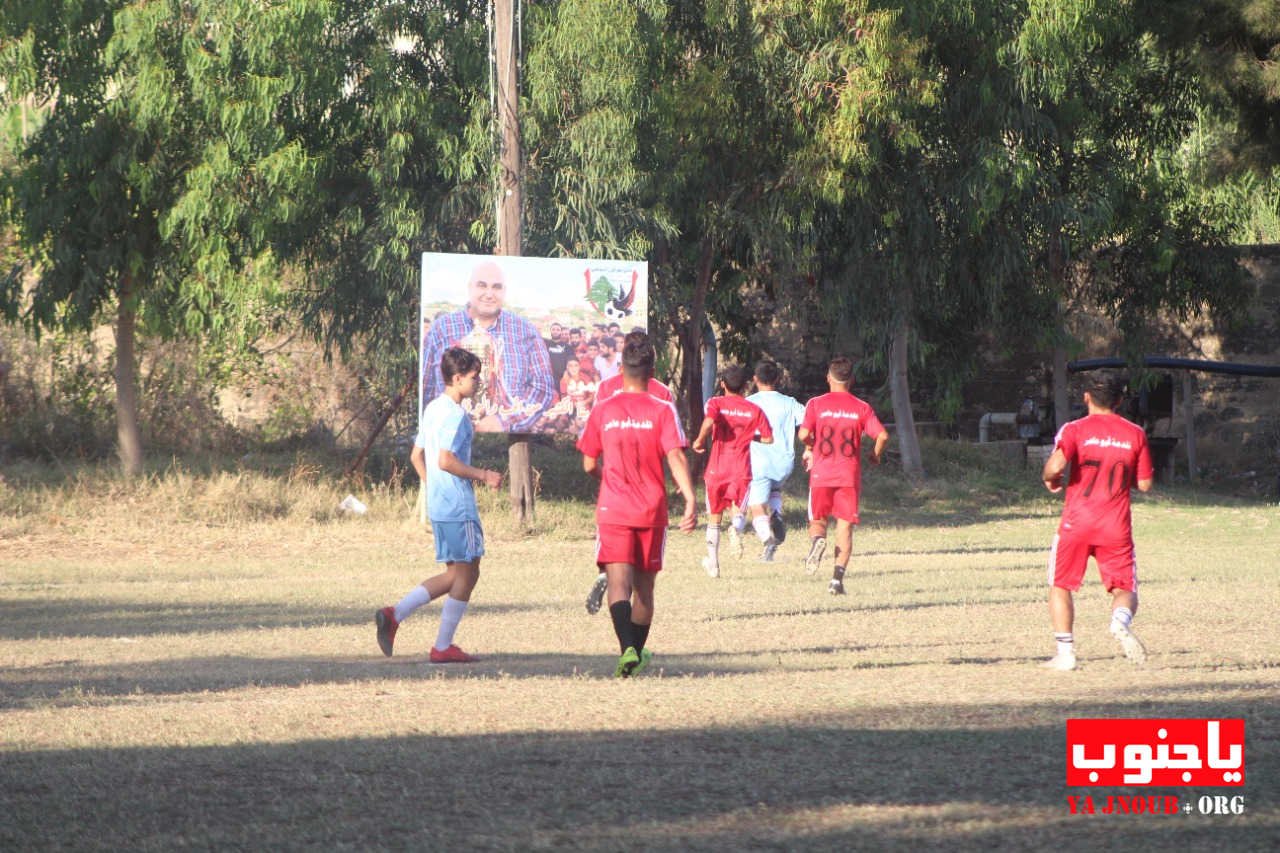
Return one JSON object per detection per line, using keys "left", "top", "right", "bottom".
{"left": 808, "top": 486, "right": 860, "bottom": 524}
{"left": 705, "top": 475, "right": 749, "bottom": 515}
{"left": 596, "top": 524, "right": 668, "bottom": 573}
{"left": 1049, "top": 533, "right": 1138, "bottom": 592}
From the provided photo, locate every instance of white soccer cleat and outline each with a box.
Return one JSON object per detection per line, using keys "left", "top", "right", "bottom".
{"left": 585, "top": 572, "right": 608, "bottom": 615}
{"left": 804, "top": 537, "right": 826, "bottom": 576}
{"left": 728, "top": 525, "right": 744, "bottom": 559}
{"left": 1041, "top": 653, "right": 1078, "bottom": 671}
{"left": 1111, "top": 623, "right": 1147, "bottom": 664}
{"left": 702, "top": 556, "right": 720, "bottom": 578}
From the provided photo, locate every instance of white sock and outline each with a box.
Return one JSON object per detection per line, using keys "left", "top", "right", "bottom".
{"left": 768, "top": 491, "right": 783, "bottom": 515}
{"left": 394, "top": 585, "right": 431, "bottom": 623}
{"left": 1054, "top": 632, "right": 1074, "bottom": 657}
{"left": 434, "top": 596, "right": 468, "bottom": 651}
{"left": 706, "top": 525, "right": 720, "bottom": 562}
{"left": 731, "top": 513, "right": 747, "bottom": 534}
{"left": 1111, "top": 607, "right": 1134, "bottom": 631}
{"left": 752, "top": 515, "right": 772, "bottom": 543}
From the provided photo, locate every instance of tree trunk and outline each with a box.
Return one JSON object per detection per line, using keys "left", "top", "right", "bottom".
{"left": 494, "top": 0, "right": 534, "bottom": 527}
{"left": 1052, "top": 342, "right": 1070, "bottom": 432}
{"left": 114, "top": 277, "right": 144, "bottom": 477}
{"left": 888, "top": 319, "right": 924, "bottom": 482}
{"left": 680, "top": 240, "right": 715, "bottom": 477}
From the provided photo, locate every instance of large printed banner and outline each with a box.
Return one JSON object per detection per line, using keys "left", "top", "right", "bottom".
{"left": 420, "top": 252, "right": 649, "bottom": 434}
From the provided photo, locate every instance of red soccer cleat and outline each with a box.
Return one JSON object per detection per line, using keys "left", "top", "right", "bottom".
{"left": 429, "top": 644, "right": 477, "bottom": 664}
{"left": 375, "top": 607, "right": 399, "bottom": 657}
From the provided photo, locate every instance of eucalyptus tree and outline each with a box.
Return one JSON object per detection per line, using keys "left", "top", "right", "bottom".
{"left": 756, "top": 0, "right": 1053, "bottom": 479}
{"left": 525, "top": 0, "right": 808, "bottom": 432}
{"left": 1, "top": 0, "right": 326, "bottom": 473}
{"left": 1010, "top": 0, "right": 1245, "bottom": 425}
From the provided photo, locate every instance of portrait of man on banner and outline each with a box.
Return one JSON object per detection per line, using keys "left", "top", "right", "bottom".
{"left": 420, "top": 253, "right": 649, "bottom": 435}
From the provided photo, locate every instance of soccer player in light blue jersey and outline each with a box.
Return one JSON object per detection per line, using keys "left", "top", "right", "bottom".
{"left": 375, "top": 348, "right": 502, "bottom": 663}
{"left": 745, "top": 360, "right": 807, "bottom": 561}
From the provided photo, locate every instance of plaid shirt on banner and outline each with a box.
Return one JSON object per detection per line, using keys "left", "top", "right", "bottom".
{"left": 421, "top": 308, "right": 555, "bottom": 432}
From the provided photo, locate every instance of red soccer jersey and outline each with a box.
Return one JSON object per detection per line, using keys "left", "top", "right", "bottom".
{"left": 596, "top": 374, "right": 675, "bottom": 403}
{"left": 802, "top": 391, "right": 886, "bottom": 488}
{"left": 703, "top": 396, "right": 772, "bottom": 483}
{"left": 1054, "top": 413, "right": 1153, "bottom": 543}
{"left": 577, "top": 391, "right": 687, "bottom": 528}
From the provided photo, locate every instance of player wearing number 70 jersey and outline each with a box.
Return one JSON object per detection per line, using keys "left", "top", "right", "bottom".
{"left": 798, "top": 356, "right": 889, "bottom": 595}
{"left": 1040, "top": 371, "right": 1154, "bottom": 671}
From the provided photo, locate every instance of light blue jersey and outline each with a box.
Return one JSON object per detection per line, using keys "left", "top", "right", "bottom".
{"left": 417, "top": 395, "right": 479, "bottom": 523}
{"left": 746, "top": 390, "right": 806, "bottom": 482}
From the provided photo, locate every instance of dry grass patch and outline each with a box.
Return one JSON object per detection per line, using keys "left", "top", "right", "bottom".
{"left": 1, "top": 456, "right": 1276, "bottom": 850}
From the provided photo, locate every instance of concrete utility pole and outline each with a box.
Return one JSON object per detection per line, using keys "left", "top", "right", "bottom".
{"left": 493, "top": 0, "right": 535, "bottom": 527}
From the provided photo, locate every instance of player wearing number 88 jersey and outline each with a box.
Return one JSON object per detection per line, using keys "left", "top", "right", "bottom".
{"left": 1040, "top": 372, "right": 1154, "bottom": 671}
{"left": 799, "top": 356, "right": 889, "bottom": 594}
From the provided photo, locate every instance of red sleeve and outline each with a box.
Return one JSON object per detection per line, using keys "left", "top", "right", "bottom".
{"left": 577, "top": 407, "right": 603, "bottom": 458}
{"left": 1135, "top": 432, "right": 1154, "bottom": 481}
{"left": 1054, "top": 422, "right": 1076, "bottom": 462}
{"left": 754, "top": 405, "right": 773, "bottom": 440}
{"left": 659, "top": 401, "right": 686, "bottom": 452}
{"left": 801, "top": 399, "right": 816, "bottom": 433}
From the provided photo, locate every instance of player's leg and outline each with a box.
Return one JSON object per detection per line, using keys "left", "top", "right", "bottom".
{"left": 805, "top": 488, "right": 830, "bottom": 575}
{"left": 704, "top": 481, "right": 725, "bottom": 577}
{"left": 1099, "top": 542, "right": 1146, "bottom": 663}
{"left": 627, "top": 526, "right": 664, "bottom": 676}
{"left": 768, "top": 485, "right": 787, "bottom": 543}
{"left": 1044, "top": 534, "right": 1085, "bottom": 670}
{"left": 604, "top": 559, "right": 642, "bottom": 676}
{"left": 728, "top": 492, "right": 748, "bottom": 560}
{"left": 747, "top": 476, "right": 779, "bottom": 561}
{"left": 627, "top": 570, "right": 656, "bottom": 676}
{"left": 375, "top": 519, "right": 465, "bottom": 656}
{"left": 585, "top": 529, "right": 608, "bottom": 615}
{"left": 426, "top": 520, "right": 483, "bottom": 662}
{"left": 828, "top": 517, "right": 854, "bottom": 595}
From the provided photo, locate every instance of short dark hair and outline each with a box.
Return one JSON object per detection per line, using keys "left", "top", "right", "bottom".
{"left": 828, "top": 356, "right": 854, "bottom": 385}
{"left": 440, "top": 347, "right": 481, "bottom": 384}
{"left": 624, "top": 329, "right": 649, "bottom": 347}
{"left": 1085, "top": 371, "right": 1127, "bottom": 410}
{"left": 621, "top": 336, "right": 655, "bottom": 381}
{"left": 720, "top": 364, "right": 751, "bottom": 394}
{"left": 599, "top": 336, "right": 614, "bottom": 352}
{"left": 754, "top": 360, "right": 780, "bottom": 387}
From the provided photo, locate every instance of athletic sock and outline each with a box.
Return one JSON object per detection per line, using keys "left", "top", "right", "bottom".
{"left": 768, "top": 490, "right": 783, "bottom": 515}
{"left": 1054, "top": 632, "right": 1075, "bottom": 657}
{"left": 832, "top": 565, "right": 846, "bottom": 582}
{"left": 631, "top": 621, "right": 651, "bottom": 653}
{"left": 1111, "top": 607, "right": 1134, "bottom": 632}
{"left": 394, "top": 585, "right": 431, "bottom": 623}
{"left": 433, "top": 596, "right": 467, "bottom": 651}
{"left": 731, "top": 513, "right": 747, "bottom": 534}
{"left": 705, "top": 524, "right": 721, "bottom": 562}
{"left": 609, "top": 601, "right": 635, "bottom": 653}
{"left": 752, "top": 515, "right": 772, "bottom": 543}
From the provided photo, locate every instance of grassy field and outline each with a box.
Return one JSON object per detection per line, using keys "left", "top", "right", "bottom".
{"left": 1, "top": 443, "right": 1277, "bottom": 851}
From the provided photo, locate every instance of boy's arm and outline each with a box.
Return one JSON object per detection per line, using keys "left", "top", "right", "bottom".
{"left": 1042, "top": 448, "right": 1068, "bottom": 493}
{"left": 870, "top": 430, "right": 889, "bottom": 464}
{"left": 438, "top": 449, "right": 502, "bottom": 489}
{"left": 582, "top": 453, "right": 602, "bottom": 480}
{"left": 410, "top": 445, "right": 427, "bottom": 481}
{"left": 665, "top": 447, "right": 698, "bottom": 533}
{"left": 691, "top": 416, "right": 714, "bottom": 453}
